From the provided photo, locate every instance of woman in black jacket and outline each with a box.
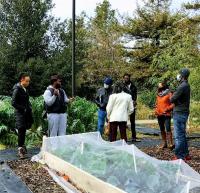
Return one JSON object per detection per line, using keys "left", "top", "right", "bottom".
{"left": 12, "top": 73, "right": 33, "bottom": 159}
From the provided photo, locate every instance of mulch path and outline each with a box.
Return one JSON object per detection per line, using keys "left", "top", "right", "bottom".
{"left": 7, "top": 146, "right": 200, "bottom": 193}
{"left": 7, "top": 160, "right": 66, "bottom": 193}
{"left": 142, "top": 147, "right": 200, "bottom": 173}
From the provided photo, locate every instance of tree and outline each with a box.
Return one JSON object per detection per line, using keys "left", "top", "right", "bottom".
{"left": 79, "top": 0, "right": 125, "bottom": 92}
{"left": 0, "top": 0, "right": 53, "bottom": 96}
{"left": 151, "top": 1, "right": 200, "bottom": 92}
{"left": 183, "top": 0, "right": 200, "bottom": 100}
{"left": 125, "top": 0, "right": 195, "bottom": 89}
{"left": 44, "top": 14, "right": 91, "bottom": 97}
{"left": 0, "top": 0, "right": 53, "bottom": 62}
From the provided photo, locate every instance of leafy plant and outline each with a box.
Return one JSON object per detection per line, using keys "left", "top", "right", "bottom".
{"left": 138, "top": 91, "right": 156, "bottom": 108}
{"left": 0, "top": 95, "right": 98, "bottom": 147}
{"left": 68, "top": 97, "right": 98, "bottom": 134}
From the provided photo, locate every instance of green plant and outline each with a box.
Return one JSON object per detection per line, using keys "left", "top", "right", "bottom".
{"left": 136, "top": 99, "right": 155, "bottom": 120}
{"left": 68, "top": 97, "right": 98, "bottom": 134}
{"left": 0, "top": 97, "right": 15, "bottom": 129}
{"left": 0, "top": 97, "right": 17, "bottom": 146}
{"left": 189, "top": 101, "right": 200, "bottom": 132}
{"left": 0, "top": 95, "right": 98, "bottom": 147}
{"left": 0, "top": 96, "right": 44, "bottom": 147}
{"left": 138, "top": 91, "right": 156, "bottom": 108}
{"left": 30, "top": 96, "right": 48, "bottom": 134}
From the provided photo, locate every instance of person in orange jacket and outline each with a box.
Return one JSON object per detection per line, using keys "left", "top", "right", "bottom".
{"left": 155, "top": 82, "right": 174, "bottom": 149}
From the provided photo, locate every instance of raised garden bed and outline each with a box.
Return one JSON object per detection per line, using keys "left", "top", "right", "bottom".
{"left": 39, "top": 132, "right": 200, "bottom": 193}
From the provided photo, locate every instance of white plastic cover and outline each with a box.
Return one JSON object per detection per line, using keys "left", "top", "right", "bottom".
{"left": 41, "top": 132, "right": 200, "bottom": 193}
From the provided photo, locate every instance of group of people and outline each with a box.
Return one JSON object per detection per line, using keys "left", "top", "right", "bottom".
{"left": 12, "top": 68, "right": 191, "bottom": 162}
{"left": 155, "top": 68, "right": 191, "bottom": 161}
{"left": 95, "top": 74, "right": 139, "bottom": 143}
{"left": 12, "top": 74, "right": 72, "bottom": 158}
{"left": 95, "top": 68, "right": 191, "bottom": 162}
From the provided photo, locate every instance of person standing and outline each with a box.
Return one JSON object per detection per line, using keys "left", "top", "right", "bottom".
{"left": 107, "top": 82, "right": 134, "bottom": 142}
{"left": 95, "top": 77, "right": 113, "bottom": 135}
{"left": 12, "top": 73, "right": 33, "bottom": 159}
{"left": 155, "top": 82, "right": 174, "bottom": 150}
{"left": 170, "top": 68, "right": 191, "bottom": 161}
{"left": 43, "top": 75, "right": 71, "bottom": 137}
{"left": 123, "top": 73, "right": 140, "bottom": 142}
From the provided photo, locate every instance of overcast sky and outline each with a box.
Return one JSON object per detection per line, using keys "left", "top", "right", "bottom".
{"left": 52, "top": 0, "right": 190, "bottom": 20}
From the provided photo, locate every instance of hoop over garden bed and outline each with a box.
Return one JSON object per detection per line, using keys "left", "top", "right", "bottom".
{"left": 39, "top": 132, "right": 200, "bottom": 193}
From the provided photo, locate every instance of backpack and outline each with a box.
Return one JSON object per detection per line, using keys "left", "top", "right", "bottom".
{"left": 42, "top": 88, "right": 54, "bottom": 119}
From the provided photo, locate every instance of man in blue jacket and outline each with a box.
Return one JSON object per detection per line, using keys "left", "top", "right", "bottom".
{"left": 95, "top": 77, "right": 113, "bottom": 135}
{"left": 170, "top": 68, "right": 191, "bottom": 161}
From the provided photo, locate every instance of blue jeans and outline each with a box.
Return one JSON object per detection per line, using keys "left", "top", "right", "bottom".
{"left": 97, "top": 109, "right": 107, "bottom": 135}
{"left": 173, "top": 112, "right": 189, "bottom": 159}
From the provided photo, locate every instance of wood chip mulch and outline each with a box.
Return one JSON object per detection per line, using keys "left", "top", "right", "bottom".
{"left": 7, "top": 160, "right": 66, "bottom": 193}
{"left": 142, "top": 147, "right": 200, "bottom": 173}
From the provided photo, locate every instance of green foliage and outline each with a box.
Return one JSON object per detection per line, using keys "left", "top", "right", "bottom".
{"left": 17, "top": 58, "right": 47, "bottom": 96}
{"left": 0, "top": 96, "right": 98, "bottom": 147}
{"left": 136, "top": 98, "right": 155, "bottom": 120}
{"left": 0, "top": 0, "right": 53, "bottom": 62}
{"left": 0, "top": 2, "right": 90, "bottom": 97}
{"left": 190, "top": 66, "right": 200, "bottom": 101}
{"left": 0, "top": 97, "right": 17, "bottom": 146}
{"left": 0, "top": 98, "right": 15, "bottom": 127}
{"left": 0, "top": 0, "right": 53, "bottom": 96}
{"left": 138, "top": 90, "right": 157, "bottom": 108}
{"left": 79, "top": 0, "right": 125, "bottom": 91}
{"left": 68, "top": 97, "right": 98, "bottom": 134}
{"left": 190, "top": 102, "right": 200, "bottom": 126}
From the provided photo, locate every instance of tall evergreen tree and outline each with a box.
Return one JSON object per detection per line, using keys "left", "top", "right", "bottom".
{"left": 125, "top": 0, "right": 188, "bottom": 88}
{"left": 0, "top": 0, "right": 53, "bottom": 95}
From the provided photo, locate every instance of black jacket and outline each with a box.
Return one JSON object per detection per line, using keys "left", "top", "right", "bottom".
{"left": 123, "top": 82, "right": 137, "bottom": 102}
{"left": 12, "top": 83, "right": 33, "bottom": 129}
{"left": 95, "top": 87, "right": 112, "bottom": 111}
{"left": 45, "top": 88, "right": 67, "bottom": 114}
{"left": 170, "top": 80, "right": 190, "bottom": 113}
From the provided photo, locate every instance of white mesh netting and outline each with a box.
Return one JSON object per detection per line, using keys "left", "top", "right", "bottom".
{"left": 40, "top": 132, "right": 200, "bottom": 193}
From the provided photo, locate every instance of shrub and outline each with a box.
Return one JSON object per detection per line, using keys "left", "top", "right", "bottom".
{"left": 189, "top": 101, "right": 200, "bottom": 131}
{"left": 68, "top": 97, "right": 98, "bottom": 134}
{"left": 0, "top": 95, "right": 98, "bottom": 147}
{"left": 136, "top": 99, "right": 155, "bottom": 120}
{"left": 0, "top": 97, "right": 17, "bottom": 146}
{"left": 138, "top": 91, "right": 156, "bottom": 108}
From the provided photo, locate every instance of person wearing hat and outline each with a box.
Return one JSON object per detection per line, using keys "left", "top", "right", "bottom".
{"left": 95, "top": 77, "right": 113, "bottom": 135}
{"left": 170, "top": 68, "right": 191, "bottom": 161}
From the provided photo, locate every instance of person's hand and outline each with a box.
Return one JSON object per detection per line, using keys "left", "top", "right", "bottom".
{"left": 69, "top": 97, "right": 75, "bottom": 102}
{"left": 54, "top": 89, "right": 59, "bottom": 96}
{"left": 163, "top": 108, "right": 170, "bottom": 114}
